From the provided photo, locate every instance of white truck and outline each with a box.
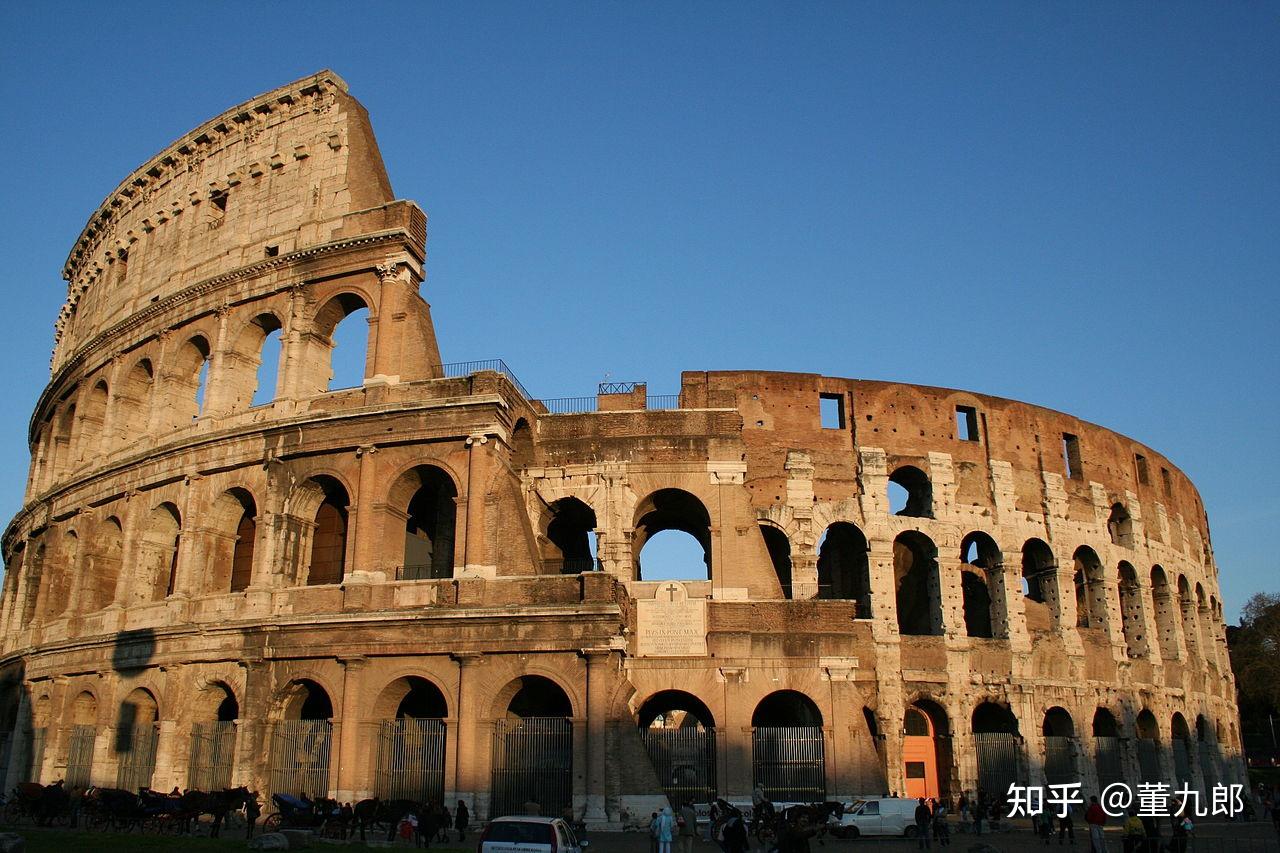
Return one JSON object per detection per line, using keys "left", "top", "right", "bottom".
{"left": 834, "top": 798, "right": 925, "bottom": 838}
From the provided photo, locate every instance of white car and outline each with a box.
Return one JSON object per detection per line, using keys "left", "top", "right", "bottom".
{"left": 835, "top": 797, "right": 924, "bottom": 838}
{"left": 479, "top": 816, "right": 589, "bottom": 853}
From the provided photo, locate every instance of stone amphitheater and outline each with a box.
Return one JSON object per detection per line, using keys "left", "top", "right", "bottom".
{"left": 0, "top": 71, "right": 1243, "bottom": 826}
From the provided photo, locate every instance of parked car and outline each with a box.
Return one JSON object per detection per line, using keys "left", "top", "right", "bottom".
{"left": 479, "top": 816, "right": 589, "bottom": 853}
{"left": 834, "top": 798, "right": 922, "bottom": 838}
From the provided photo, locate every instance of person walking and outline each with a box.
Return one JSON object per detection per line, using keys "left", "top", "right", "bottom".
{"left": 1058, "top": 804, "right": 1076, "bottom": 846}
{"left": 679, "top": 801, "right": 699, "bottom": 853}
{"left": 722, "top": 808, "right": 748, "bottom": 853}
{"left": 933, "top": 800, "right": 950, "bottom": 847}
{"left": 650, "top": 812, "right": 662, "bottom": 853}
{"left": 656, "top": 807, "right": 676, "bottom": 853}
{"left": 456, "top": 800, "right": 470, "bottom": 841}
{"left": 915, "top": 799, "right": 933, "bottom": 850}
{"left": 1084, "top": 796, "right": 1106, "bottom": 853}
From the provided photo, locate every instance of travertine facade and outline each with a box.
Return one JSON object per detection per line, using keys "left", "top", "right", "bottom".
{"left": 0, "top": 71, "right": 1242, "bottom": 825}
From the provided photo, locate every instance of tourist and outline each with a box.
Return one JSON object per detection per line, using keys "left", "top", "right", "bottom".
{"left": 456, "top": 799, "right": 470, "bottom": 841}
{"left": 915, "top": 798, "right": 933, "bottom": 850}
{"left": 958, "top": 792, "right": 970, "bottom": 834}
{"left": 679, "top": 801, "right": 699, "bottom": 853}
{"left": 1084, "top": 796, "right": 1106, "bottom": 853}
{"left": 1058, "top": 804, "right": 1076, "bottom": 846}
{"left": 932, "top": 799, "right": 950, "bottom": 847}
{"left": 650, "top": 812, "right": 662, "bottom": 853}
{"left": 722, "top": 808, "right": 748, "bottom": 853}
{"left": 1123, "top": 811, "right": 1145, "bottom": 853}
{"left": 656, "top": 806, "right": 677, "bottom": 853}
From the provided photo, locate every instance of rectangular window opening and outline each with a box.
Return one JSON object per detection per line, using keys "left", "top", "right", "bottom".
{"left": 956, "top": 405, "right": 979, "bottom": 441}
{"left": 211, "top": 191, "right": 228, "bottom": 213}
{"left": 264, "top": 244, "right": 279, "bottom": 258}
{"left": 819, "top": 393, "right": 845, "bottom": 430}
{"left": 1135, "top": 453, "right": 1150, "bottom": 486}
{"left": 1161, "top": 467, "right": 1172, "bottom": 497}
{"left": 1062, "top": 433, "right": 1083, "bottom": 480}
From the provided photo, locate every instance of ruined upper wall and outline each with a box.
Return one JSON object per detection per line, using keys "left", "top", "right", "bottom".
{"left": 53, "top": 70, "right": 395, "bottom": 371}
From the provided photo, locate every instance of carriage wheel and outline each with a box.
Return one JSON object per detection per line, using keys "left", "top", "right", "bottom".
{"left": 262, "top": 813, "right": 282, "bottom": 833}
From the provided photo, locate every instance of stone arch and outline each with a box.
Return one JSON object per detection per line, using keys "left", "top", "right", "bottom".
{"left": 371, "top": 675, "right": 450, "bottom": 720}
{"left": 49, "top": 397, "right": 77, "bottom": 482}
{"left": 636, "top": 690, "right": 715, "bottom": 730}
{"left": 114, "top": 686, "right": 160, "bottom": 773}
{"left": 752, "top": 690, "right": 823, "bottom": 727}
{"left": 1171, "top": 711, "right": 1193, "bottom": 787}
{"left": 961, "top": 532, "right": 1003, "bottom": 638}
{"left": 1020, "top": 538, "right": 1059, "bottom": 630}
{"left": 78, "top": 380, "right": 109, "bottom": 463}
{"left": 163, "top": 334, "right": 212, "bottom": 428}
{"left": 304, "top": 291, "right": 372, "bottom": 394}
{"left": 278, "top": 678, "right": 335, "bottom": 721}
{"left": 1043, "top": 706, "right": 1074, "bottom": 737}
{"left": 1150, "top": 566, "right": 1179, "bottom": 660}
{"left": 972, "top": 700, "right": 1022, "bottom": 799}
{"left": 888, "top": 465, "right": 933, "bottom": 518}
{"left": 1072, "top": 545, "right": 1108, "bottom": 629}
{"left": 817, "top": 522, "right": 871, "bottom": 615}
{"left": 1134, "top": 708, "right": 1161, "bottom": 783}
{"left": 510, "top": 417, "right": 533, "bottom": 468}
{"left": 904, "top": 698, "right": 951, "bottom": 801}
{"left": 85, "top": 516, "right": 124, "bottom": 612}
{"left": 1177, "top": 574, "right": 1199, "bottom": 659}
{"left": 138, "top": 502, "right": 181, "bottom": 602}
{"left": 894, "top": 531, "right": 942, "bottom": 636}
{"left": 223, "top": 312, "right": 285, "bottom": 411}
{"left": 759, "top": 522, "right": 793, "bottom": 600}
{"left": 493, "top": 675, "right": 575, "bottom": 720}
{"left": 390, "top": 464, "right": 459, "bottom": 580}
{"left": 1042, "top": 706, "right": 1076, "bottom": 786}
{"left": 542, "top": 496, "right": 598, "bottom": 574}
{"left": 1116, "top": 561, "right": 1146, "bottom": 657}
{"left": 1093, "top": 707, "right": 1119, "bottom": 738}
{"left": 71, "top": 690, "right": 98, "bottom": 726}
{"left": 1107, "top": 503, "right": 1134, "bottom": 548}
{"left": 192, "top": 680, "right": 240, "bottom": 722}
{"left": 295, "top": 476, "right": 349, "bottom": 586}
{"left": 113, "top": 357, "right": 154, "bottom": 448}
{"left": 19, "top": 535, "right": 47, "bottom": 626}
{"left": 633, "top": 488, "right": 712, "bottom": 581}
{"left": 207, "top": 487, "right": 258, "bottom": 593}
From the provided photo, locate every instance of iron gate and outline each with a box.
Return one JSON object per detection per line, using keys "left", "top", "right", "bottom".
{"left": 116, "top": 725, "right": 159, "bottom": 792}
{"left": 1172, "top": 740, "right": 1192, "bottom": 788}
{"left": 1197, "top": 743, "right": 1217, "bottom": 795}
{"left": 974, "top": 733, "right": 1020, "bottom": 797}
{"left": 65, "top": 725, "right": 96, "bottom": 787}
{"left": 375, "top": 718, "right": 446, "bottom": 802}
{"left": 25, "top": 727, "right": 46, "bottom": 783}
{"left": 641, "top": 727, "right": 718, "bottom": 807}
{"left": 269, "top": 720, "right": 332, "bottom": 799}
{"left": 1136, "top": 739, "right": 1161, "bottom": 784}
{"left": 751, "top": 726, "right": 825, "bottom": 803}
{"left": 490, "top": 717, "right": 572, "bottom": 819}
{"left": 189, "top": 721, "right": 237, "bottom": 791}
{"left": 1043, "top": 736, "right": 1075, "bottom": 787}
{"left": 1094, "top": 737, "right": 1124, "bottom": 792}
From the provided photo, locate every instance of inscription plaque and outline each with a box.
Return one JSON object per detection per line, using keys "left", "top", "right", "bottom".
{"left": 636, "top": 581, "right": 708, "bottom": 657}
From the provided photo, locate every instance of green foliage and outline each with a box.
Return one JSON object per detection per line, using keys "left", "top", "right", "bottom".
{"left": 1230, "top": 591, "right": 1280, "bottom": 713}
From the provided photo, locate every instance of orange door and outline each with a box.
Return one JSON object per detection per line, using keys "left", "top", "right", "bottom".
{"left": 902, "top": 735, "right": 938, "bottom": 800}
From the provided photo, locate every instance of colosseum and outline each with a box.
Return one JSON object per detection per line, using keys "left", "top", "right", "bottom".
{"left": 0, "top": 70, "right": 1244, "bottom": 826}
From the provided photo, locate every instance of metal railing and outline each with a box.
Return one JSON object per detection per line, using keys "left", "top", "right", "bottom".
{"left": 642, "top": 726, "right": 718, "bottom": 808}
{"left": 537, "top": 396, "right": 597, "bottom": 414}
{"left": 116, "top": 724, "right": 159, "bottom": 792}
{"left": 490, "top": 717, "right": 572, "bottom": 820}
{"left": 269, "top": 720, "right": 332, "bottom": 800}
{"left": 646, "top": 394, "right": 681, "bottom": 410}
{"left": 189, "top": 721, "right": 237, "bottom": 791}
{"left": 65, "top": 725, "right": 95, "bottom": 787}
{"left": 599, "top": 381, "right": 641, "bottom": 394}
{"left": 375, "top": 718, "right": 446, "bottom": 803}
{"left": 752, "top": 726, "right": 826, "bottom": 803}
{"left": 440, "top": 359, "right": 534, "bottom": 401}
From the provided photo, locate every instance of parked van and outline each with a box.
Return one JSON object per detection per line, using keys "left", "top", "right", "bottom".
{"left": 835, "top": 798, "right": 924, "bottom": 838}
{"left": 478, "top": 816, "right": 589, "bottom": 853}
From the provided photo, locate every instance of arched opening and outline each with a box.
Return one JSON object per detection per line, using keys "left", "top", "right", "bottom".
{"left": 894, "top": 531, "right": 942, "bottom": 636}
{"left": 751, "top": 691, "right": 825, "bottom": 802}
{"left": 888, "top": 465, "right": 933, "bottom": 518}
{"left": 634, "top": 489, "right": 712, "bottom": 581}
{"left": 41, "top": 530, "right": 77, "bottom": 621}
{"left": 138, "top": 503, "right": 181, "bottom": 602}
{"left": 50, "top": 400, "right": 77, "bottom": 482}
{"left": 373, "top": 677, "right": 448, "bottom": 803}
{"left": 400, "top": 466, "right": 458, "bottom": 580}
{"left": 962, "top": 532, "right": 1003, "bottom": 638}
{"left": 972, "top": 702, "right": 1021, "bottom": 798}
{"left": 1117, "top": 562, "right": 1146, "bottom": 657}
{"left": 86, "top": 517, "right": 123, "bottom": 612}
{"left": 313, "top": 293, "right": 370, "bottom": 392}
{"left": 817, "top": 522, "right": 871, "bottom": 616}
{"left": 1195, "top": 715, "right": 1219, "bottom": 794}
{"left": 1150, "top": 566, "right": 1179, "bottom": 660}
{"left": 78, "top": 381, "right": 109, "bottom": 463}
{"left": 66, "top": 691, "right": 97, "bottom": 787}
{"left": 1135, "top": 709, "right": 1161, "bottom": 784}
{"left": 1177, "top": 575, "right": 1199, "bottom": 659}
{"left": 760, "top": 524, "right": 793, "bottom": 599}
{"left": 114, "top": 358, "right": 154, "bottom": 447}
{"left": 1020, "top": 539, "right": 1059, "bottom": 630}
{"left": 248, "top": 315, "right": 285, "bottom": 407}
{"left": 638, "top": 691, "right": 717, "bottom": 806}
{"left": 1072, "top": 546, "right": 1108, "bottom": 629}
{"left": 305, "top": 477, "right": 349, "bottom": 586}
{"left": 903, "top": 699, "right": 951, "bottom": 801}
{"left": 1092, "top": 708, "right": 1124, "bottom": 790}
{"left": 165, "top": 335, "right": 212, "bottom": 427}
{"left": 961, "top": 571, "right": 993, "bottom": 639}
{"left": 491, "top": 676, "right": 573, "bottom": 819}
{"left": 189, "top": 682, "right": 239, "bottom": 791}
{"left": 1171, "top": 712, "right": 1193, "bottom": 788}
{"left": 511, "top": 418, "right": 533, "bottom": 469}
{"left": 115, "top": 688, "right": 159, "bottom": 792}
{"left": 208, "top": 489, "right": 257, "bottom": 594}
{"left": 1196, "top": 584, "right": 1215, "bottom": 666}
{"left": 270, "top": 679, "right": 333, "bottom": 799}
{"left": 19, "top": 538, "right": 46, "bottom": 627}
{"left": 545, "top": 497, "right": 598, "bottom": 574}
{"left": 1042, "top": 707, "right": 1076, "bottom": 786}
{"left": 1107, "top": 503, "right": 1134, "bottom": 548}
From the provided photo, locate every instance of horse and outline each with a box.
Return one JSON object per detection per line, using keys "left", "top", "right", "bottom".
{"left": 81, "top": 786, "right": 146, "bottom": 832}
{"left": 8, "top": 781, "right": 70, "bottom": 826}
{"left": 352, "top": 797, "right": 424, "bottom": 843}
{"left": 177, "top": 786, "right": 258, "bottom": 837}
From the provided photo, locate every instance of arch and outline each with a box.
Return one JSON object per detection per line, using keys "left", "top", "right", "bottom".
{"left": 78, "top": 380, "right": 109, "bottom": 462}
{"left": 1043, "top": 707, "right": 1075, "bottom": 737}
{"left": 972, "top": 701, "right": 1019, "bottom": 735}
{"left": 759, "top": 524, "right": 793, "bottom": 599}
{"left": 961, "top": 570, "right": 994, "bottom": 638}
{"left": 113, "top": 358, "right": 154, "bottom": 447}
{"left": 500, "top": 675, "right": 574, "bottom": 719}
{"left": 1150, "top": 566, "right": 1180, "bottom": 660}
{"left": 1171, "top": 711, "right": 1193, "bottom": 787}
{"left": 1021, "top": 538, "right": 1059, "bottom": 630}
{"left": 545, "top": 497, "right": 598, "bottom": 574}
{"left": 1107, "top": 503, "right": 1134, "bottom": 548}
{"left": 50, "top": 400, "right": 77, "bottom": 482}
{"left": 894, "top": 531, "right": 942, "bottom": 636}
{"left": 270, "top": 678, "right": 334, "bottom": 799}
{"left": 752, "top": 691, "right": 825, "bottom": 801}
{"left": 1092, "top": 708, "right": 1119, "bottom": 738}
{"left": 188, "top": 680, "right": 239, "bottom": 790}
{"left": 71, "top": 690, "right": 98, "bottom": 726}
{"left": 164, "top": 334, "right": 212, "bottom": 427}
{"left": 510, "top": 418, "right": 533, "bottom": 468}
{"left": 223, "top": 313, "right": 284, "bottom": 410}
{"left": 208, "top": 488, "right": 257, "bottom": 593}
{"left": 280, "top": 679, "right": 334, "bottom": 721}
{"left": 19, "top": 537, "right": 47, "bottom": 626}
{"left": 302, "top": 476, "right": 349, "bottom": 586}
{"left": 1072, "top": 546, "right": 1108, "bottom": 629}
{"left": 397, "top": 464, "right": 459, "bottom": 580}
{"left": 138, "top": 503, "right": 181, "bottom": 602}
{"left": 637, "top": 690, "right": 715, "bottom": 730}
{"left": 888, "top": 465, "right": 933, "bottom": 518}
{"left": 313, "top": 292, "right": 371, "bottom": 393}
{"left": 903, "top": 699, "right": 951, "bottom": 801}
{"left": 1042, "top": 707, "right": 1077, "bottom": 787}
{"left": 85, "top": 516, "right": 123, "bottom": 612}
{"left": 115, "top": 686, "right": 161, "bottom": 791}
{"left": 633, "top": 488, "right": 712, "bottom": 581}
{"left": 1092, "top": 708, "right": 1124, "bottom": 790}
{"left": 751, "top": 690, "right": 823, "bottom": 727}
{"left": 490, "top": 675, "right": 574, "bottom": 818}
{"left": 1116, "top": 561, "right": 1146, "bottom": 657}
{"left": 371, "top": 675, "right": 449, "bottom": 804}
{"left": 972, "top": 700, "right": 1021, "bottom": 799}
{"left": 962, "top": 532, "right": 1003, "bottom": 638}
{"left": 817, "top": 522, "right": 871, "bottom": 615}
{"left": 190, "top": 681, "right": 240, "bottom": 722}
{"left": 372, "top": 675, "right": 450, "bottom": 720}
{"left": 1177, "top": 574, "right": 1200, "bottom": 659}
{"left": 41, "top": 529, "right": 78, "bottom": 621}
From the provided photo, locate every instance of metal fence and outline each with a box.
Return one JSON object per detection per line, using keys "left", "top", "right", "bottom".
{"left": 1094, "top": 736, "right": 1124, "bottom": 791}
{"left": 490, "top": 717, "right": 572, "bottom": 819}
{"left": 116, "top": 725, "right": 159, "bottom": 792}
{"left": 1172, "top": 739, "right": 1192, "bottom": 787}
{"left": 751, "top": 726, "right": 826, "bottom": 803}
{"left": 1136, "top": 739, "right": 1161, "bottom": 784}
{"left": 65, "top": 725, "right": 96, "bottom": 787}
{"left": 641, "top": 727, "right": 718, "bottom": 807}
{"left": 646, "top": 395, "right": 681, "bottom": 410}
{"left": 440, "top": 360, "right": 534, "bottom": 401}
{"left": 537, "top": 397, "right": 598, "bottom": 414}
{"left": 24, "top": 727, "right": 45, "bottom": 783}
{"left": 269, "top": 720, "right": 332, "bottom": 800}
{"left": 189, "top": 721, "right": 237, "bottom": 791}
{"left": 375, "top": 718, "right": 446, "bottom": 803}
{"left": 974, "top": 733, "right": 1020, "bottom": 798}
{"left": 1043, "top": 736, "right": 1075, "bottom": 787}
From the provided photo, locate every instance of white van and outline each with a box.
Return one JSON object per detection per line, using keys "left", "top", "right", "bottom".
{"left": 479, "top": 816, "right": 589, "bottom": 853}
{"left": 835, "top": 798, "right": 924, "bottom": 838}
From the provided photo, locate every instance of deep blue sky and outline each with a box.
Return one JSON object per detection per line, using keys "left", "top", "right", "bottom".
{"left": 1, "top": 3, "right": 1275, "bottom": 621}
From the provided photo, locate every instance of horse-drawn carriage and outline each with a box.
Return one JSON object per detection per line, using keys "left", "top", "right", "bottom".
{"left": 262, "top": 792, "right": 341, "bottom": 835}
{"left": 2, "top": 781, "right": 72, "bottom": 826}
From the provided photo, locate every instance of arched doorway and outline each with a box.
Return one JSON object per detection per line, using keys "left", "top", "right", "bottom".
{"left": 972, "top": 702, "right": 1021, "bottom": 799}
{"left": 751, "top": 691, "right": 825, "bottom": 802}
{"left": 373, "top": 676, "right": 448, "bottom": 803}
{"left": 638, "top": 691, "right": 717, "bottom": 806}
{"left": 189, "top": 682, "right": 239, "bottom": 791}
{"left": 1135, "top": 710, "right": 1161, "bottom": 784}
{"left": 1042, "top": 708, "right": 1076, "bottom": 787}
{"left": 66, "top": 691, "right": 97, "bottom": 787}
{"left": 1171, "top": 713, "right": 1192, "bottom": 789}
{"left": 1195, "top": 715, "right": 1218, "bottom": 795}
{"left": 903, "top": 700, "right": 951, "bottom": 801}
{"left": 1092, "top": 708, "right": 1123, "bottom": 791}
{"left": 633, "top": 489, "right": 712, "bottom": 580}
{"left": 115, "top": 688, "right": 160, "bottom": 792}
{"left": 269, "top": 680, "right": 333, "bottom": 799}
{"left": 545, "top": 497, "right": 599, "bottom": 574}
{"left": 490, "top": 676, "right": 573, "bottom": 819}
{"left": 400, "top": 466, "right": 458, "bottom": 580}
{"left": 817, "top": 523, "right": 872, "bottom": 616}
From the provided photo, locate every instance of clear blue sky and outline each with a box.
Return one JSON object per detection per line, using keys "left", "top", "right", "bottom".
{"left": 1, "top": 3, "right": 1275, "bottom": 621}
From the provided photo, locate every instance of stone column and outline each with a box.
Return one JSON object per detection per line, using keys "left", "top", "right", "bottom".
{"left": 350, "top": 445, "right": 380, "bottom": 575}
{"left": 582, "top": 649, "right": 614, "bottom": 826}
{"left": 463, "top": 435, "right": 492, "bottom": 576}
{"left": 236, "top": 660, "right": 271, "bottom": 794}
{"left": 334, "top": 656, "right": 368, "bottom": 802}
{"left": 278, "top": 285, "right": 309, "bottom": 400}
{"left": 452, "top": 654, "right": 487, "bottom": 816}
{"left": 718, "top": 667, "right": 751, "bottom": 798}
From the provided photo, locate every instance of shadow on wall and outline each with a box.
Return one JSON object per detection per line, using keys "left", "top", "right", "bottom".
{"left": 112, "top": 628, "right": 156, "bottom": 755}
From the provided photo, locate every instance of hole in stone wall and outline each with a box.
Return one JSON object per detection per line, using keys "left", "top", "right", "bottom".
{"left": 955, "top": 406, "right": 979, "bottom": 441}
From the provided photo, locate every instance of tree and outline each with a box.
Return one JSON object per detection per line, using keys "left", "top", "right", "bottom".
{"left": 1228, "top": 592, "right": 1280, "bottom": 715}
